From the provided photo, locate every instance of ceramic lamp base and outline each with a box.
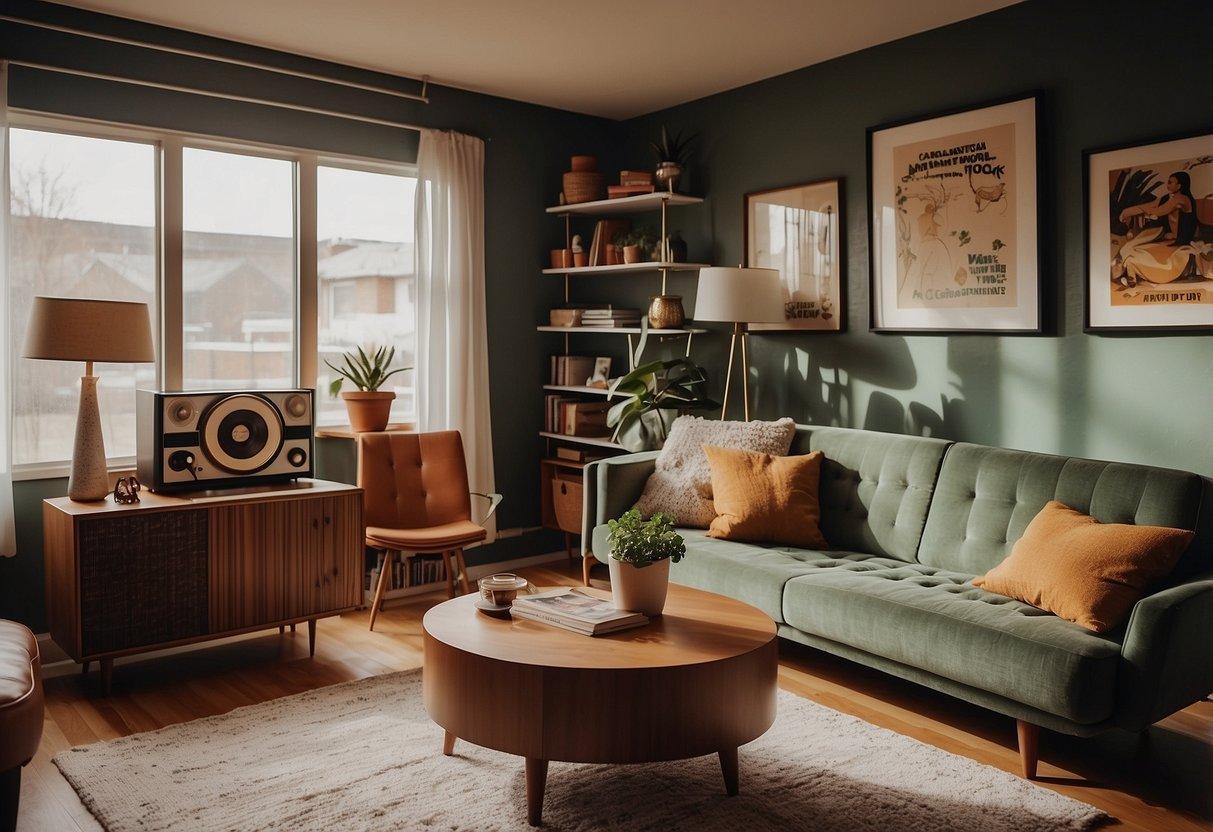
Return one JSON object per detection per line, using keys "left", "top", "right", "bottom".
{"left": 69, "top": 376, "right": 110, "bottom": 502}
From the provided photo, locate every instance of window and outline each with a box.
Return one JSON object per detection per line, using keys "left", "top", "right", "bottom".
{"left": 8, "top": 128, "right": 156, "bottom": 467}
{"left": 316, "top": 165, "right": 416, "bottom": 427}
{"left": 5, "top": 116, "right": 416, "bottom": 471}
{"left": 183, "top": 148, "right": 296, "bottom": 390}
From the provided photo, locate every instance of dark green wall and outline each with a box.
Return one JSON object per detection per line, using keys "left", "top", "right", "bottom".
{"left": 626, "top": 0, "right": 1212, "bottom": 478}
{"left": 3, "top": 0, "right": 1211, "bottom": 629}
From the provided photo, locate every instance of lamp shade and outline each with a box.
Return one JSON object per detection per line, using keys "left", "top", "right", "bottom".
{"left": 693, "top": 267, "right": 785, "bottom": 323}
{"left": 23, "top": 296, "right": 155, "bottom": 364}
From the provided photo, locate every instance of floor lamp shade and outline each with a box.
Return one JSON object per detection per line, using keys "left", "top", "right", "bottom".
{"left": 23, "top": 297, "right": 156, "bottom": 501}
{"left": 693, "top": 268, "right": 784, "bottom": 421}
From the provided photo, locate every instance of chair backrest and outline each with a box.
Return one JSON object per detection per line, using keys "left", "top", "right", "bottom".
{"left": 357, "top": 430, "right": 473, "bottom": 530}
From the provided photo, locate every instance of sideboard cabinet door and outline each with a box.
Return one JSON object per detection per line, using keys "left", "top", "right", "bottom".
{"left": 77, "top": 510, "right": 209, "bottom": 655}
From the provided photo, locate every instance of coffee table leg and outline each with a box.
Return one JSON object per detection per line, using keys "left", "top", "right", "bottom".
{"left": 443, "top": 730, "right": 456, "bottom": 756}
{"left": 525, "top": 757, "right": 549, "bottom": 826}
{"left": 718, "top": 747, "right": 739, "bottom": 796}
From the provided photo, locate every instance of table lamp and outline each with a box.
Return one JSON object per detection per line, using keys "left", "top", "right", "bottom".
{"left": 693, "top": 267, "right": 784, "bottom": 421}
{"left": 23, "top": 297, "right": 156, "bottom": 502}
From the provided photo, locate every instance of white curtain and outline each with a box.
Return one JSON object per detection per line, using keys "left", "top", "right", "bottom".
{"left": 414, "top": 129, "right": 497, "bottom": 541}
{"left": 0, "top": 61, "right": 17, "bottom": 557}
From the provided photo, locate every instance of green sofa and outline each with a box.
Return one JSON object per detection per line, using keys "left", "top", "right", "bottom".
{"left": 583, "top": 425, "right": 1213, "bottom": 777}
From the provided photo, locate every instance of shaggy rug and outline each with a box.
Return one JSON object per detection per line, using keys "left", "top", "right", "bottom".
{"left": 54, "top": 669, "right": 1110, "bottom": 831}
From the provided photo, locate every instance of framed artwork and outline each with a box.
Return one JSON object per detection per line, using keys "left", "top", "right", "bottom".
{"left": 1084, "top": 131, "right": 1213, "bottom": 332}
{"left": 868, "top": 94, "right": 1041, "bottom": 332}
{"left": 745, "top": 177, "right": 844, "bottom": 331}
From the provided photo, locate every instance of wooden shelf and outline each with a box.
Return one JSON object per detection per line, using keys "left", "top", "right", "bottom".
{"left": 538, "top": 325, "right": 706, "bottom": 335}
{"left": 542, "top": 261, "right": 707, "bottom": 276}
{"left": 546, "top": 192, "right": 703, "bottom": 216}
{"left": 539, "top": 431, "right": 622, "bottom": 450}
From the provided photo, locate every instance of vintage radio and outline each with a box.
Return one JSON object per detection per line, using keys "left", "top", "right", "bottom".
{"left": 136, "top": 389, "right": 314, "bottom": 491}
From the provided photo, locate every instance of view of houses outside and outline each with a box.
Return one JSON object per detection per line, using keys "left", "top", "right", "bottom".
{"left": 7, "top": 128, "right": 415, "bottom": 467}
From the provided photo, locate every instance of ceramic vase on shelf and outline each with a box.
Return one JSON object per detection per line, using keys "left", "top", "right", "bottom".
{"left": 609, "top": 556, "right": 671, "bottom": 616}
{"left": 648, "top": 295, "right": 685, "bottom": 329}
{"left": 654, "top": 161, "right": 682, "bottom": 193}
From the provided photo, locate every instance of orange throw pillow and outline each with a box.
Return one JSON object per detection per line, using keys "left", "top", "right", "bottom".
{"left": 972, "top": 500, "right": 1193, "bottom": 633}
{"left": 704, "top": 446, "right": 829, "bottom": 548}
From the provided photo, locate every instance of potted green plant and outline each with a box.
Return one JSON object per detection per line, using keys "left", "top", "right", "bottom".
{"left": 651, "top": 125, "right": 697, "bottom": 192}
{"left": 606, "top": 508, "right": 686, "bottom": 615}
{"left": 324, "top": 345, "right": 409, "bottom": 432}
{"left": 606, "top": 322, "right": 718, "bottom": 451}
{"left": 614, "top": 227, "right": 659, "bottom": 263}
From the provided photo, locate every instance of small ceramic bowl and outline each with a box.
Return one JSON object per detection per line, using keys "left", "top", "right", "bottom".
{"left": 478, "top": 573, "right": 529, "bottom": 606}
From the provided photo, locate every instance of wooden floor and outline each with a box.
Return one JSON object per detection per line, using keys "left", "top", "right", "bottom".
{"left": 17, "top": 560, "right": 1212, "bottom": 832}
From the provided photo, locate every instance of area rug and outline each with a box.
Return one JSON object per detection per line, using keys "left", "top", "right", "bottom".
{"left": 54, "top": 669, "right": 1110, "bottom": 831}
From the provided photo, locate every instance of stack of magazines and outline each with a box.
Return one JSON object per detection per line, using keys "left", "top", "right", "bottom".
{"left": 510, "top": 588, "right": 648, "bottom": 635}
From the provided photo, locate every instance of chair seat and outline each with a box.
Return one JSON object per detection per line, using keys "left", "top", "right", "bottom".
{"left": 366, "top": 519, "right": 487, "bottom": 552}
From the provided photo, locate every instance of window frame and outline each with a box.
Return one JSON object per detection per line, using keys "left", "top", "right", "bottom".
{"left": 6, "top": 110, "right": 416, "bottom": 480}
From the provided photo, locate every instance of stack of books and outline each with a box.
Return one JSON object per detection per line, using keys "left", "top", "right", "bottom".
{"left": 608, "top": 170, "right": 656, "bottom": 199}
{"left": 510, "top": 588, "right": 648, "bottom": 635}
{"left": 550, "top": 354, "right": 596, "bottom": 385}
{"left": 581, "top": 307, "right": 642, "bottom": 327}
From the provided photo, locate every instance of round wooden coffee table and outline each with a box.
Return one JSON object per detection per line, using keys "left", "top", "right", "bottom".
{"left": 422, "top": 582, "right": 778, "bottom": 826}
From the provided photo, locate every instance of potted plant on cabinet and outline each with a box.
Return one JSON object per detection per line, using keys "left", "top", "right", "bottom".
{"left": 606, "top": 508, "right": 686, "bottom": 615}
{"left": 606, "top": 323, "right": 718, "bottom": 452}
{"left": 324, "top": 345, "right": 409, "bottom": 432}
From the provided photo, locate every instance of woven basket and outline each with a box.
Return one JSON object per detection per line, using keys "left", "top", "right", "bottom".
{"left": 563, "top": 171, "right": 606, "bottom": 204}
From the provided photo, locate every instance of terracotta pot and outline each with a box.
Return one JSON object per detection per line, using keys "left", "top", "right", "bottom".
{"left": 573, "top": 251, "right": 589, "bottom": 268}
{"left": 623, "top": 245, "right": 642, "bottom": 264}
{"left": 609, "top": 556, "right": 671, "bottom": 616}
{"left": 342, "top": 390, "right": 396, "bottom": 432}
{"left": 550, "top": 249, "right": 573, "bottom": 269}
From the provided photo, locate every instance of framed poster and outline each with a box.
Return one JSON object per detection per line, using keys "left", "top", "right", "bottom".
{"left": 1084, "top": 131, "right": 1213, "bottom": 332}
{"left": 745, "top": 177, "right": 844, "bottom": 331}
{"left": 868, "top": 94, "right": 1040, "bottom": 332}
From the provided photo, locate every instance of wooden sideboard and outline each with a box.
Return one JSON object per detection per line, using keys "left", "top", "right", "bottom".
{"left": 43, "top": 479, "right": 363, "bottom": 694}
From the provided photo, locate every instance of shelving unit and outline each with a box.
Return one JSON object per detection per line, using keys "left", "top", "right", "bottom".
{"left": 539, "top": 190, "right": 710, "bottom": 553}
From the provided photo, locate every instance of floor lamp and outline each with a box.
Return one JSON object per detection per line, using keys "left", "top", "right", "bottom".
{"left": 23, "top": 296, "right": 156, "bottom": 502}
{"left": 692, "top": 267, "right": 785, "bottom": 421}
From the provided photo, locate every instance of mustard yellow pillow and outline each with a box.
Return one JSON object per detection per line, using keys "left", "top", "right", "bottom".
{"left": 704, "top": 446, "right": 829, "bottom": 548}
{"left": 972, "top": 500, "right": 1193, "bottom": 633}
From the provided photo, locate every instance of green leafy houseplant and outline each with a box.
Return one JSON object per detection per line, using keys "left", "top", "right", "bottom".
{"left": 613, "top": 227, "right": 659, "bottom": 260}
{"left": 606, "top": 322, "right": 718, "bottom": 451}
{"left": 606, "top": 509, "right": 686, "bottom": 567}
{"left": 651, "top": 125, "right": 696, "bottom": 166}
{"left": 324, "top": 345, "right": 408, "bottom": 397}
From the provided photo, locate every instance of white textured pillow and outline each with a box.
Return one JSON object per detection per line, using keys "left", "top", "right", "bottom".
{"left": 633, "top": 416, "right": 797, "bottom": 528}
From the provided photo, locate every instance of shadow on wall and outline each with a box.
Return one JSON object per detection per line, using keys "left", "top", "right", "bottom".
{"left": 747, "top": 334, "right": 1003, "bottom": 444}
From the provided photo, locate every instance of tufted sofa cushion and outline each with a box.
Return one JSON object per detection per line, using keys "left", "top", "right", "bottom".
{"left": 781, "top": 560, "right": 1123, "bottom": 724}
{"left": 794, "top": 427, "right": 950, "bottom": 563}
{"left": 918, "top": 443, "right": 1203, "bottom": 576}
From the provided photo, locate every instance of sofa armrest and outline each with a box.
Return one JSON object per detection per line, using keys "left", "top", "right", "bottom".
{"left": 1116, "top": 573, "right": 1213, "bottom": 730}
{"left": 580, "top": 451, "right": 659, "bottom": 552}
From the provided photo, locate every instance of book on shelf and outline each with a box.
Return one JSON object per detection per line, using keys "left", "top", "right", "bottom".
{"left": 588, "top": 219, "right": 631, "bottom": 266}
{"left": 561, "top": 400, "right": 611, "bottom": 436}
{"left": 608, "top": 184, "right": 656, "bottom": 198}
{"left": 581, "top": 306, "right": 642, "bottom": 319}
{"left": 618, "top": 170, "right": 654, "bottom": 186}
{"left": 550, "top": 354, "right": 597, "bottom": 386}
{"left": 553, "top": 446, "right": 611, "bottom": 463}
{"left": 579, "top": 318, "right": 642, "bottom": 328}
{"left": 510, "top": 588, "right": 648, "bottom": 635}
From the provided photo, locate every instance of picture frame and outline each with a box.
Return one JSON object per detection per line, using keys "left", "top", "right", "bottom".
{"left": 745, "top": 177, "right": 844, "bottom": 331}
{"left": 868, "top": 94, "right": 1041, "bottom": 333}
{"left": 1084, "top": 131, "right": 1213, "bottom": 332}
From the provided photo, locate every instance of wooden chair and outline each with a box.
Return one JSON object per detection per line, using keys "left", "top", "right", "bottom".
{"left": 358, "top": 430, "right": 502, "bottom": 631}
